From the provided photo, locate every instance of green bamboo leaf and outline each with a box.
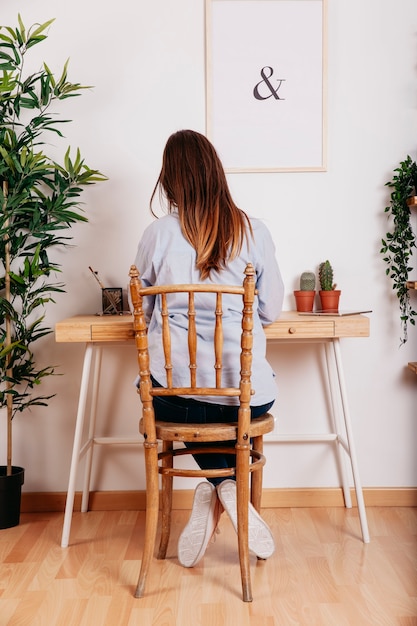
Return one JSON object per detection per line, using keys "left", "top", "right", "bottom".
{"left": 3, "top": 27, "right": 17, "bottom": 41}
{"left": 40, "top": 74, "right": 51, "bottom": 106}
{"left": 15, "top": 26, "right": 23, "bottom": 47}
{"left": 55, "top": 58, "right": 69, "bottom": 93}
{"left": 28, "top": 18, "right": 55, "bottom": 41}
{"left": 0, "top": 62, "right": 15, "bottom": 71}
{"left": 19, "top": 146, "right": 28, "bottom": 167}
{"left": 0, "top": 340, "right": 23, "bottom": 359}
{"left": 0, "top": 33, "right": 14, "bottom": 44}
{"left": 43, "top": 62, "right": 56, "bottom": 88}
{"left": 17, "top": 14, "right": 26, "bottom": 43}
{"left": 25, "top": 36, "right": 48, "bottom": 51}
{"left": 19, "top": 95, "right": 38, "bottom": 109}
{"left": 73, "top": 147, "right": 82, "bottom": 172}
{"left": 0, "top": 50, "right": 16, "bottom": 61}
{"left": 63, "top": 146, "right": 71, "bottom": 172}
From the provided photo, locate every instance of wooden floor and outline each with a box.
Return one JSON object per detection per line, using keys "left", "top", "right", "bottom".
{"left": 1, "top": 506, "right": 416, "bottom": 625}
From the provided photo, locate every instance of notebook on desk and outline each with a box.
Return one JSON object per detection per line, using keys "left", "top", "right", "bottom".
{"left": 298, "top": 310, "right": 372, "bottom": 316}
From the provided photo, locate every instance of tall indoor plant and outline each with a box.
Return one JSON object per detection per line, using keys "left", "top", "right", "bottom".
{"left": 380, "top": 156, "right": 417, "bottom": 345}
{"left": 0, "top": 15, "right": 106, "bottom": 527}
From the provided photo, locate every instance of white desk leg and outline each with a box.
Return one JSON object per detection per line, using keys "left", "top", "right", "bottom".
{"left": 332, "top": 338, "right": 370, "bottom": 543}
{"left": 81, "top": 346, "right": 103, "bottom": 513}
{"left": 324, "top": 341, "right": 352, "bottom": 508}
{"left": 61, "top": 343, "right": 95, "bottom": 548}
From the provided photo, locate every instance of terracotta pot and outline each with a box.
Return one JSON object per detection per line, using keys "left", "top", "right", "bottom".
{"left": 294, "top": 290, "right": 315, "bottom": 312}
{"left": 319, "top": 290, "right": 341, "bottom": 312}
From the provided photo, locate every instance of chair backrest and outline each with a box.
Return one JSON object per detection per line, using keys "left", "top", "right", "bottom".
{"left": 128, "top": 263, "right": 257, "bottom": 422}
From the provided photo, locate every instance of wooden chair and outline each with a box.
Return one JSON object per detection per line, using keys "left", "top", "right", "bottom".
{"left": 129, "top": 263, "right": 275, "bottom": 602}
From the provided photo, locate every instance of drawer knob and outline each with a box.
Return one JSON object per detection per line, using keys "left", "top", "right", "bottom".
{"left": 288, "top": 326, "right": 296, "bottom": 334}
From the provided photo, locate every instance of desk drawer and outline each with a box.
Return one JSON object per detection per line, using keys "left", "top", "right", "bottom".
{"left": 90, "top": 324, "right": 135, "bottom": 342}
{"left": 264, "top": 320, "right": 334, "bottom": 339}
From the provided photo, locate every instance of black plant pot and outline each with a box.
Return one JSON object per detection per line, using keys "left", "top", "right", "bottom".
{"left": 0, "top": 466, "right": 25, "bottom": 529}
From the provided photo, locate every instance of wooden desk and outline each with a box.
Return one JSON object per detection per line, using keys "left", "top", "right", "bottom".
{"left": 56, "top": 311, "right": 370, "bottom": 343}
{"left": 56, "top": 312, "right": 370, "bottom": 547}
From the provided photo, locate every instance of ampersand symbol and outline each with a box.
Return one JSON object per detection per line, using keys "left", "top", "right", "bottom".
{"left": 253, "top": 66, "right": 285, "bottom": 101}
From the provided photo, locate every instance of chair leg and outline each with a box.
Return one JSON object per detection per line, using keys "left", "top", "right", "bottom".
{"left": 250, "top": 435, "right": 263, "bottom": 513}
{"left": 236, "top": 451, "right": 253, "bottom": 602}
{"left": 158, "top": 441, "right": 173, "bottom": 559}
{"left": 135, "top": 442, "right": 159, "bottom": 599}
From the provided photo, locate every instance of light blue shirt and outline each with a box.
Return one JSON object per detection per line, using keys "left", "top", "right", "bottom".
{"left": 133, "top": 213, "right": 284, "bottom": 405}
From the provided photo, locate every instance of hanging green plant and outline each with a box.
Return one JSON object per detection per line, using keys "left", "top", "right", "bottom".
{"left": 380, "top": 155, "right": 417, "bottom": 345}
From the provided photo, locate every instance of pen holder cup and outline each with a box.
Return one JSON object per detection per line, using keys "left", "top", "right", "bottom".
{"left": 102, "top": 288, "right": 123, "bottom": 315}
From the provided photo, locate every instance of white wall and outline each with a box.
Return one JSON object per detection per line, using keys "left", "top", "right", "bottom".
{"left": 1, "top": 0, "right": 417, "bottom": 493}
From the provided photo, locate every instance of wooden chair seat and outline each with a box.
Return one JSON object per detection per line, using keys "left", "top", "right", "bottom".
{"left": 140, "top": 413, "right": 275, "bottom": 443}
{"left": 129, "top": 263, "right": 275, "bottom": 602}
{"left": 140, "top": 414, "right": 274, "bottom": 480}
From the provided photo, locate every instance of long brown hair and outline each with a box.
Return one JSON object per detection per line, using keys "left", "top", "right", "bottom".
{"left": 150, "top": 129, "right": 253, "bottom": 279}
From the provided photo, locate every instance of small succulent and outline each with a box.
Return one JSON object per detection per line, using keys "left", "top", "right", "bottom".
{"left": 319, "top": 260, "right": 336, "bottom": 291}
{"left": 300, "top": 271, "right": 316, "bottom": 291}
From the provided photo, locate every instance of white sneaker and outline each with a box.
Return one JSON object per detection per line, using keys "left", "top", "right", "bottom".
{"left": 217, "top": 479, "right": 275, "bottom": 559}
{"left": 178, "top": 482, "right": 218, "bottom": 567}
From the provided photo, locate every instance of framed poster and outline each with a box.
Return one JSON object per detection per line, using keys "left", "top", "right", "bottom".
{"left": 205, "top": 0, "right": 327, "bottom": 172}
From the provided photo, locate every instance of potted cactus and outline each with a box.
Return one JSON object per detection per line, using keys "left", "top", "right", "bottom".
{"left": 294, "top": 271, "right": 316, "bottom": 312}
{"left": 318, "top": 260, "right": 341, "bottom": 312}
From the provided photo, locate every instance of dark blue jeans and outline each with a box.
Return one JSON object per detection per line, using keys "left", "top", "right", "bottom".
{"left": 151, "top": 377, "right": 274, "bottom": 486}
